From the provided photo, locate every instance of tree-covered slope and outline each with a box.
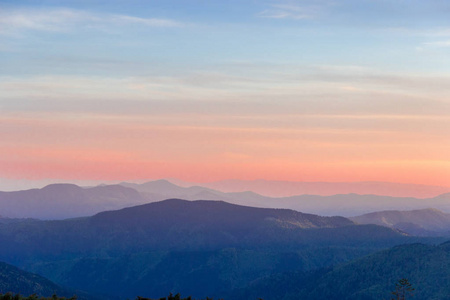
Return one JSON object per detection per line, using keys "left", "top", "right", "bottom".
{"left": 0, "top": 199, "right": 408, "bottom": 263}
{"left": 30, "top": 247, "right": 381, "bottom": 299}
{"left": 233, "top": 241, "right": 450, "bottom": 300}
{"left": 0, "top": 261, "right": 77, "bottom": 298}
{"left": 0, "top": 199, "right": 421, "bottom": 299}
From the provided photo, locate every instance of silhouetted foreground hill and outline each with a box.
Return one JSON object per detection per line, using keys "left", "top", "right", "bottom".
{"left": 232, "top": 242, "right": 450, "bottom": 300}
{"left": 0, "top": 199, "right": 423, "bottom": 299}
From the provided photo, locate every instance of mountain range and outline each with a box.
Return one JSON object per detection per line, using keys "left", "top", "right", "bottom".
{"left": 0, "top": 184, "right": 148, "bottom": 219}
{"left": 170, "top": 179, "right": 450, "bottom": 198}
{"left": 0, "top": 199, "right": 428, "bottom": 299}
{"left": 0, "top": 199, "right": 395, "bottom": 263}
{"left": 1, "top": 180, "right": 450, "bottom": 219}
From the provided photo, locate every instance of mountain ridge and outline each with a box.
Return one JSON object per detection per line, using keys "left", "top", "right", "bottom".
{"left": 0, "top": 199, "right": 419, "bottom": 299}
{"left": 2, "top": 180, "right": 450, "bottom": 219}
{"left": 0, "top": 184, "right": 147, "bottom": 219}
{"left": 176, "top": 179, "right": 450, "bottom": 198}
{"left": 351, "top": 208, "right": 450, "bottom": 236}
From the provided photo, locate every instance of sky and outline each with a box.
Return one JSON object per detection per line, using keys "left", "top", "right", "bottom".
{"left": 0, "top": 0, "right": 449, "bottom": 190}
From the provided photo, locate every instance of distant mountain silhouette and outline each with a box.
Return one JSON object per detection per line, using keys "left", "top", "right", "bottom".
{"left": 189, "top": 179, "right": 450, "bottom": 198}
{"left": 121, "top": 180, "right": 450, "bottom": 216}
{"left": 0, "top": 184, "right": 446, "bottom": 299}
{"left": 121, "top": 180, "right": 273, "bottom": 207}
{"left": 120, "top": 180, "right": 228, "bottom": 201}
{"left": 351, "top": 208, "right": 450, "bottom": 236}
{"left": 2, "top": 181, "right": 450, "bottom": 219}
{"left": 0, "top": 184, "right": 147, "bottom": 219}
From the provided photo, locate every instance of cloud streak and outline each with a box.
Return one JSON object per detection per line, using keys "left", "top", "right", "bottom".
{"left": 1, "top": 63, "right": 449, "bottom": 118}
{"left": 258, "top": 4, "right": 318, "bottom": 19}
{"left": 0, "top": 8, "right": 184, "bottom": 36}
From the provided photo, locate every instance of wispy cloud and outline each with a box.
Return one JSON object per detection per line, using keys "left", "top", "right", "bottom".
{"left": 258, "top": 4, "right": 317, "bottom": 20}
{"left": 0, "top": 9, "right": 92, "bottom": 33}
{"left": 1, "top": 63, "right": 450, "bottom": 119}
{"left": 258, "top": 4, "right": 318, "bottom": 19}
{"left": 111, "top": 15, "right": 181, "bottom": 27}
{"left": 0, "top": 8, "right": 184, "bottom": 36}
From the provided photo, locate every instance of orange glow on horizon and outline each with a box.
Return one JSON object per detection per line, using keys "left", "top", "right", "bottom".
{"left": 1, "top": 156, "right": 449, "bottom": 187}
{"left": 1, "top": 113, "right": 449, "bottom": 188}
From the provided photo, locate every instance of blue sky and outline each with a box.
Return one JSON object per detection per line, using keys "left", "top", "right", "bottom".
{"left": 0, "top": 0, "right": 449, "bottom": 190}
{"left": 2, "top": 0, "right": 450, "bottom": 75}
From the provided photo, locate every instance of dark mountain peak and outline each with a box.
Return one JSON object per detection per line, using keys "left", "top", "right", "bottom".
{"left": 38, "top": 184, "right": 86, "bottom": 200}
{"left": 92, "top": 198, "right": 353, "bottom": 230}
{"left": 41, "top": 183, "right": 83, "bottom": 192}
{"left": 98, "top": 198, "right": 241, "bottom": 215}
{"left": 141, "top": 179, "right": 179, "bottom": 188}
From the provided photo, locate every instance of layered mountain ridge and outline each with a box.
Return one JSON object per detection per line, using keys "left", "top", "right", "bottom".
{"left": 0, "top": 199, "right": 420, "bottom": 299}
{"left": 1, "top": 180, "right": 450, "bottom": 220}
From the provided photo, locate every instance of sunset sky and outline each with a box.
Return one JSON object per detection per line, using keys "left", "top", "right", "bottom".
{"left": 1, "top": 0, "right": 449, "bottom": 190}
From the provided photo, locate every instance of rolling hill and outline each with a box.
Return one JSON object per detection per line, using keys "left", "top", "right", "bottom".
{"left": 0, "top": 199, "right": 361, "bottom": 262}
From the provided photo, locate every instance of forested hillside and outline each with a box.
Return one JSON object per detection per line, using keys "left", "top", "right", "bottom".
{"left": 0, "top": 261, "right": 81, "bottom": 299}
{"left": 231, "top": 242, "right": 450, "bottom": 300}
{"left": 0, "top": 199, "right": 429, "bottom": 299}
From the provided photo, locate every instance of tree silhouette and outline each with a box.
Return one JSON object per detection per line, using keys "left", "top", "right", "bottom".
{"left": 391, "top": 278, "right": 414, "bottom": 300}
